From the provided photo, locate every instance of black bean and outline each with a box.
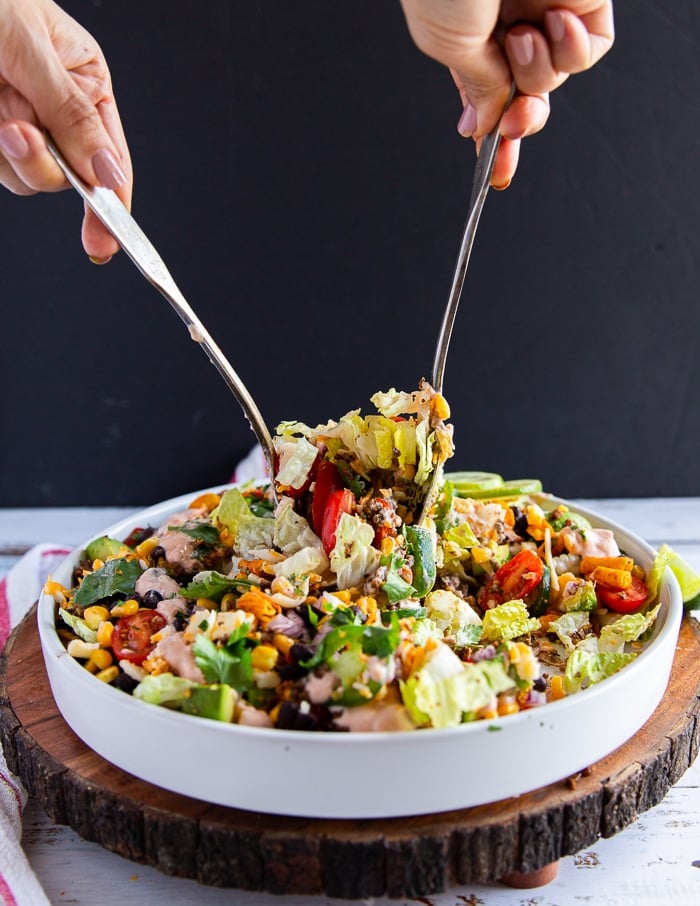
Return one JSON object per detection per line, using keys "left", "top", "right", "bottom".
{"left": 150, "top": 546, "right": 166, "bottom": 561}
{"left": 142, "top": 589, "right": 163, "bottom": 608}
{"left": 533, "top": 676, "right": 547, "bottom": 692}
{"left": 289, "top": 643, "right": 314, "bottom": 664}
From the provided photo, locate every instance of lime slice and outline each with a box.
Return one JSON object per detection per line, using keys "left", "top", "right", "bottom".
{"left": 446, "top": 471, "right": 504, "bottom": 492}
{"left": 659, "top": 544, "right": 700, "bottom": 607}
{"left": 456, "top": 479, "right": 543, "bottom": 500}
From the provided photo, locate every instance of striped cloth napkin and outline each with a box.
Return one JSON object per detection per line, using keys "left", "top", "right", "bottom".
{"left": 0, "top": 447, "right": 268, "bottom": 904}
{"left": 1, "top": 543, "right": 70, "bottom": 906}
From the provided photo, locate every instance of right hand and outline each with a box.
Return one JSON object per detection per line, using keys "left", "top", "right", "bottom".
{"left": 399, "top": 1, "right": 615, "bottom": 188}
{"left": 0, "top": 0, "right": 132, "bottom": 262}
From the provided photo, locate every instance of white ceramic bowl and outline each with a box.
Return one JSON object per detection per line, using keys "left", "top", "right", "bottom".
{"left": 37, "top": 486, "right": 683, "bottom": 819}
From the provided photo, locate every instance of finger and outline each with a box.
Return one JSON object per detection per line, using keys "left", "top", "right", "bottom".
{"left": 504, "top": 24, "right": 570, "bottom": 97}
{"left": 10, "top": 35, "right": 128, "bottom": 193}
{"left": 490, "top": 136, "right": 521, "bottom": 190}
{"left": 543, "top": 7, "right": 615, "bottom": 74}
{"left": 499, "top": 92, "right": 550, "bottom": 140}
{"left": 0, "top": 120, "right": 70, "bottom": 192}
{"left": 0, "top": 147, "right": 37, "bottom": 195}
{"left": 82, "top": 205, "right": 119, "bottom": 263}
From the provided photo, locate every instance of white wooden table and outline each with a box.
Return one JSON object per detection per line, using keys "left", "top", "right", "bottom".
{"left": 2, "top": 499, "right": 700, "bottom": 905}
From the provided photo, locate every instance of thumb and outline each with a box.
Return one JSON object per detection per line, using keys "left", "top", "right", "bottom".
{"left": 448, "top": 37, "right": 513, "bottom": 138}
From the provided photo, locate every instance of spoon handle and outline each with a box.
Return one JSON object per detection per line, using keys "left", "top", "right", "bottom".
{"left": 431, "top": 83, "right": 516, "bottom": 393}
{"left": 47, "top": 139, "right": 276, "bottom": 484}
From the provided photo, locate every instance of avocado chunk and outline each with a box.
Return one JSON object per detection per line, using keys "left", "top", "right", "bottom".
{"left": 179, "top": 684, "right": 236, "bottom": 722}
{"left": 85, "top": 534, "right": 128, "bottom": 561}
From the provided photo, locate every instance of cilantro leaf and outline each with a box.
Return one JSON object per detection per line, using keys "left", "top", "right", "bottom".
{"left": 193, "top": 634, "right": 252, "bottom": 692}
{"left": 381, "top": 552, "right": 417, "bottom": 604}
{"left": 74, "top": 558, "right": 144, "bottom": 606}
{"left": 181, "top": 570, "right": 254, "bottom": 601}
{"left": 169, "top": 522, "right": 221, "bottom": 545}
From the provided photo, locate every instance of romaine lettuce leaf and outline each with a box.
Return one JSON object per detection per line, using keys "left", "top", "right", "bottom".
{"left": 329, "top": 513, "right": 380, "bottom": 589}
{"left": 598, "top": 604, "right": 661, "bottom": 654}
{"left": 212, "top": 487, "right": 274, "bottom": 555}
{"left": 133, "top": 673, "right": 198, "bottom": 705}
{"left": 480, "top": 600, "right": 541, "bottom": 643}
{"left": 401, "top": 643, "right": 515, "bottom": 729}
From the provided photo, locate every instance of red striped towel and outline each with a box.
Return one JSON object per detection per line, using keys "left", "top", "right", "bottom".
{"left": 1, "top": 543, "right": 70, "bottom": 905}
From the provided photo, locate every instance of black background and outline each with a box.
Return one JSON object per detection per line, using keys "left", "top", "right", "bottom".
{"left": 1, "top": 1, "right": 698, "bottom": 506}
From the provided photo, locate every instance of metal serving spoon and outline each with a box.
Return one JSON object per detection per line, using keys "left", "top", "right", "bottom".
{"left": 47, "top": 139, "right": 277, "bottom": 490}
{"left": 417, "top": 84, "right": 516, "bottom": 526}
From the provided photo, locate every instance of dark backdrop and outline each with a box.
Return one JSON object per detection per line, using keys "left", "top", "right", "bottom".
{"left": 1, "top": 1, "right": 698, "bottom": 506}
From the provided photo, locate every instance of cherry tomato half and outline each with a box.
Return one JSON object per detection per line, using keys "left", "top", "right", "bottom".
{"left": 321, "top": 488, "right": 355, "bottom": 554}
{"left": 312, "top": 460, "right": 344, "bottom": 536}
{"left": 479, "top": 549, "right": 545, "bottom": 609}
{"left": 111, "top": 610, "right": 166, "bottom": 664}
{"left": 596, "top": 575, "right": 649, "bottom": 614}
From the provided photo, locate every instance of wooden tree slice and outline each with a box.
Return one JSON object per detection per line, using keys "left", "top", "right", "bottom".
{"left": 1, "top": 608, "right": 699, "bottom": 899}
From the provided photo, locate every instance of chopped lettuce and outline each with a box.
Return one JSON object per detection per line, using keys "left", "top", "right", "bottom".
{"left": 58, "top": 607, "right": 98, "bottom": 643}
{"left": 424, "top": 588, "right": 482, "bottom": 648}
{"left": 480, "top": 600, "right": 541, "bottom": 643}
{"left": 273, "top": 498, "right": 322, "bottom": 554}
{"left": 330, "top": 513, "right": 380, "bottom": 589}
{"left": 212, "top": 487, "right": 275, "bottom": 555}
{"left": 598, "top": 604, "right": 661, "bottom": 654}
{"left": 548, "top": 611, "right": 591, "bottom": 653}
{"left": 401, "top": 643, "right": 515, "bottom": 728}
{"left": 133, "top": 673, "right": 198, "bottom": 705}
{"left": 275, "top": 436, "right": 318, "bottom": 490}
{"left": 564, "top": 645, "right": 636, "bottom": 694}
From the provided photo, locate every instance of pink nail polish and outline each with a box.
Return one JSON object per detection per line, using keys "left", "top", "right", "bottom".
{"left": 92, "top": 148, "right": 127, "bottom": 189}
{"left": 457, "top": 104, "right": 477, "bottom": 137}
{"left": 0, "top": 123, "right": 30, "bottom": 160}
{"left": 509, "top": 32, "right": 535, "bottom": 67}
{"left": 545, "top": 10, "right": 566, "bottom": 43}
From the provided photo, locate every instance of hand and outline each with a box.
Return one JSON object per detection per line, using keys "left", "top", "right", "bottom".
{"left": 399, "top": 1, "right": 615, "bottom": 188}
{"left": 0, "top": 0, "right": 132, "bottom": 261}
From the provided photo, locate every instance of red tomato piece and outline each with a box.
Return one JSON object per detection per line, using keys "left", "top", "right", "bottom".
{"left": 111, "top": 610, "right": 166, "bottom": 664}
{"left": 479, "top": 549, "right": 545, "bottom": 609}
{"left": 321, "top": 488, "right": 355, "bottom": 554}
{"left": 596, "top": 576, "right": 649, "bottom": 613}
{"left": 312, "top": 460, "right": 344, "bottom": 536}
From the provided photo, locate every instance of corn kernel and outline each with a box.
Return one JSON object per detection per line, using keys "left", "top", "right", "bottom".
{"left": 433, "top": 392, "right": 450, "bottom": 419}
{"left": 83, "top": 605, "right": 110, "bottom": 630}
{"left": 97, "top": 621, "right": 114, "bottom": 647}
{"left": 251, "top": 645, "right": 279, "bottom": 672}
{"left": 95, "top": 666, "right": 120, "bottom": 684}
{"left": 189, "top": 491, "right": 221, "bottom": 512}
{"left": 135, "top": 536, "right": 161, "bottom": 559}
{"left": 91, "top": 558, "right": 105, "bottom": 571}
{"left": 221, "top": 592, "right": 237, "bottom": 612}
{"left": 67, "top": 639, "right": 99, "bottom": 659}
{"left": 497, "top": 697, "right": 520, "bottom": 717}
{"left": 43, "top": 578, "right": 71, "bottom": 604}
{"left": 110, "top": 598, "right": 139, "bottom": 617}
{"left": 471, "top": 547, "right": 491, "bottom": 565}
{"left": 332, "top": 589, "right": 352, "bottom": 604}
{"left": 87, "top": 648, "right": 113, "bottom": 671}
{"left": 550, "top": 675, "right": 566, "bottom": 701}
{"left": 196, "top": 597, "right": 219, "bottom": 611}
{"left": 273, "top": 633, "right": 294, "bottom": 657}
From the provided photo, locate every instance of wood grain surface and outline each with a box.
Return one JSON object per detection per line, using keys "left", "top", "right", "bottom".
{"left": 2, "top": 608, "right": 699, "bottom": 900}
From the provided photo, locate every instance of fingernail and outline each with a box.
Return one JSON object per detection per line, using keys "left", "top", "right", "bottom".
{"left": 0, "top": 123, "right": 30, "bottom": 160}
{"left": 492, "top": 178, "right": 512, "bottom": 191}
{"left": 92, "top": 148, "right": 127, "bottom": 189}
{"left": 509, "top": 32, "right": 535, "bottom": 67}
{"left": 545, "top": 10, "right": 566, "bottom": 43}
{"left": 89, "top": 255, "right": 113, "bottom": 265}
{"left": 457, "top": 103, "right": 477, "bottom": 137}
